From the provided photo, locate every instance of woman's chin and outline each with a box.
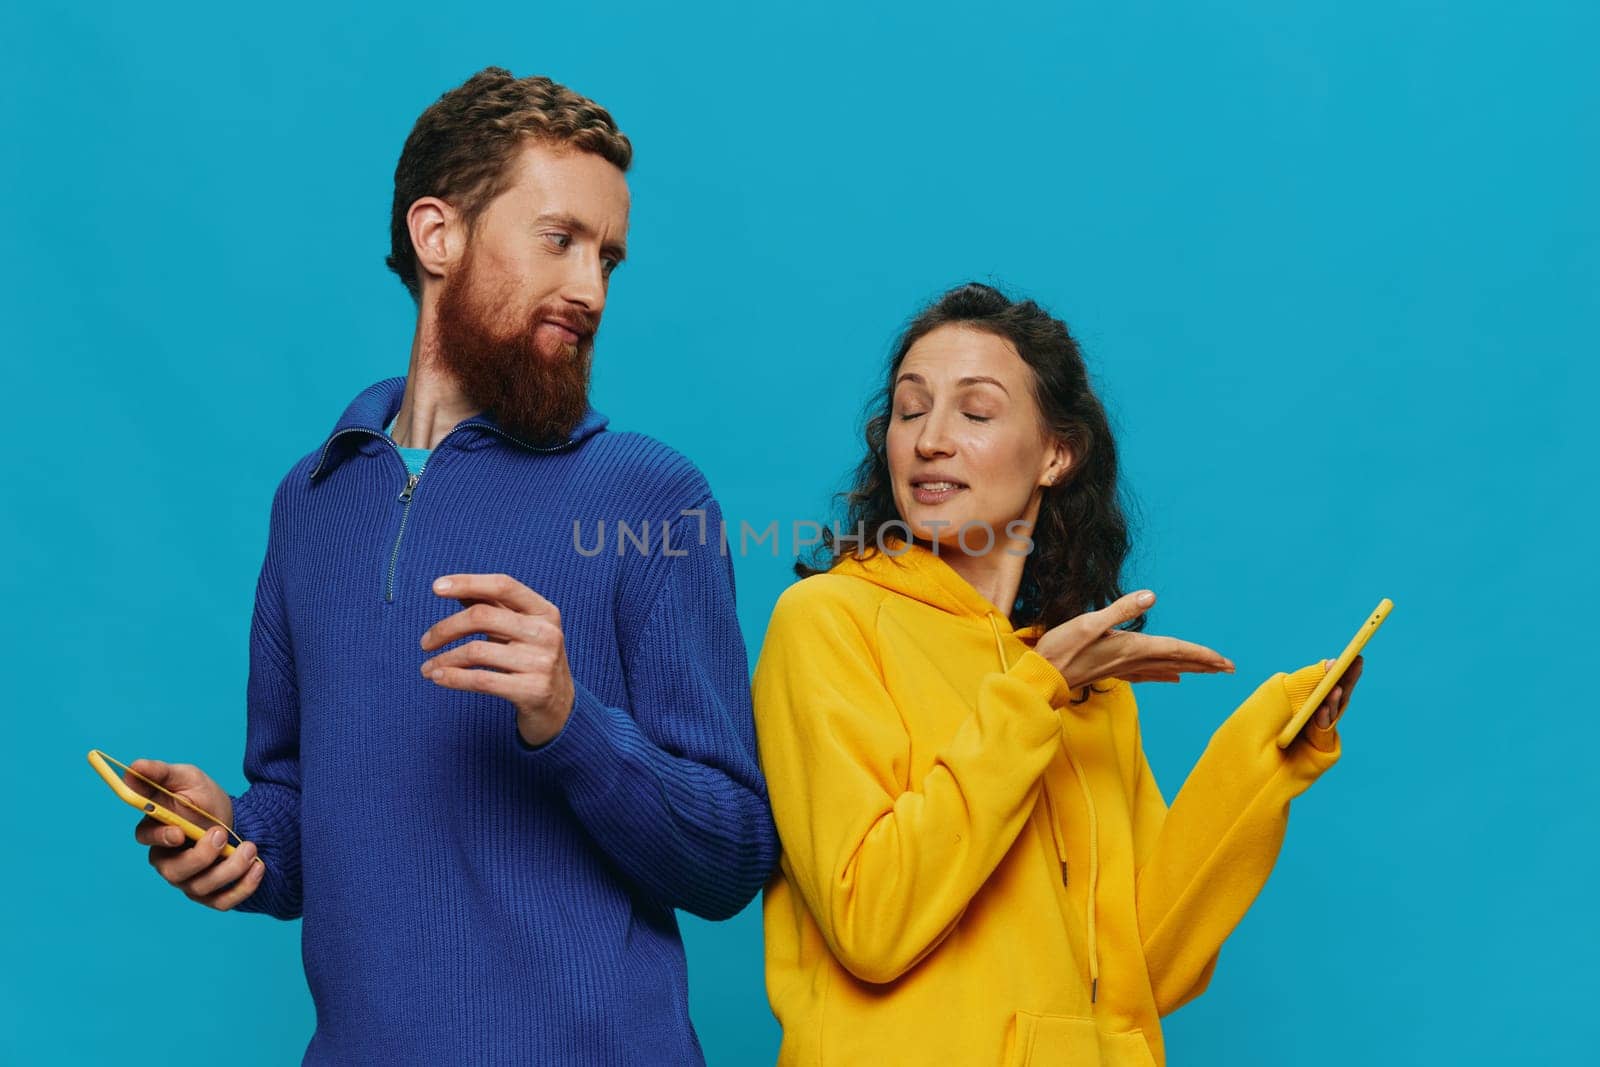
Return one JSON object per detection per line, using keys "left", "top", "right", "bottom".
{"left": 905, "top": 517, "right": 1003, "bottom": 554}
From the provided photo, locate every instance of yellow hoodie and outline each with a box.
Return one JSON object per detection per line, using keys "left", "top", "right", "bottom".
{"left": 752, "top": 542, "right": 1341, "bottom": 1066}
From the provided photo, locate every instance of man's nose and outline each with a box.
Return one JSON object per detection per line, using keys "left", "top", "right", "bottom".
{"left": 560, "top": 255, "right": 607, "bottom": 315}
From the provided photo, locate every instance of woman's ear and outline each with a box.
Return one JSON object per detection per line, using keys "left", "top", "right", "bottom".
{"left": 1041, "top": 439, "right": 1074, "bottom": 487}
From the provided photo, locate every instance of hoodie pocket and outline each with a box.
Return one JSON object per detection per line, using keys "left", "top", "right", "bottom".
{"left": 1006, "top": 1011, "right": 1158, "bottom": 1067}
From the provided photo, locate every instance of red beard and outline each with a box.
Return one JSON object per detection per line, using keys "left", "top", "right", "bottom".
{"left": 432, "top": 250, "right": 597, "bottom": 445}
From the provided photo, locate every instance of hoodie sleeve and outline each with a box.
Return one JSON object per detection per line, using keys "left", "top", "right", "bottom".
{"left": 229, "top": 476, "right": 304, "bottom": 920}
{"left": 752, "top": 581, "right": 1069, "bottom": 985}
{"left": 1130, "top": 662, "right": 1341, "bottom": 1014}
{"left": 516, "top": 495, "right": 779, "bottom": 922}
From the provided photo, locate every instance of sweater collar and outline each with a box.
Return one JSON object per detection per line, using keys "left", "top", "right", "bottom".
{"left": 310, "top": 376, "right": 610, "bottom": 479}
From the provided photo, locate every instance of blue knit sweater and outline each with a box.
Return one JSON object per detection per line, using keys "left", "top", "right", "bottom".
{"left": 230, "top": 377, "right": 779, "bottom": 1065}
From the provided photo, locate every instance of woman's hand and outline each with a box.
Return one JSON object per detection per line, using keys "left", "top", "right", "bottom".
{"left": 1032, "top": 590, "right": 1235, "bottom": 690}
{"left": 1309, "top": 655, "right": 1363, "bottom": 731}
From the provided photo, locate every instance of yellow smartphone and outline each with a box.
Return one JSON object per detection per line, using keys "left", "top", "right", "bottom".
{"left": 1275, "top": 598, "right": 1393, "bottom": 749}
{"left": 86, "top": 749, "right": 243, "bottom": 859}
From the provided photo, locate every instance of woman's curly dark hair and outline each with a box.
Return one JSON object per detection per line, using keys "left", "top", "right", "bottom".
{"left": 797, "top": 282, "right": 1143, "bottom": 637}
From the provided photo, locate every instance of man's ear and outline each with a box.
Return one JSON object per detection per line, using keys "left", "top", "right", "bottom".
{"left": 407, "top": 197, "right": 464, "bottom": 286}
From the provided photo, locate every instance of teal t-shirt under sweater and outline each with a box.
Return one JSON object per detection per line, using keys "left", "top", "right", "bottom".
{"left": 385, "top": 416, "right": 431, "bottom": 475}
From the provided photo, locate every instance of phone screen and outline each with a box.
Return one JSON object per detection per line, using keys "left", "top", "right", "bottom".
{"left": 102, "top": 753, "right": 235, "bottom": 841}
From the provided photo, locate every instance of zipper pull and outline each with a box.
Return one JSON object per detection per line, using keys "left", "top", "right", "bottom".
{"left": 398, "top": 473, "right": 420, "bottom": 503}
{"left": 1061, "top": 860, "right": 1069, "bottom": 887}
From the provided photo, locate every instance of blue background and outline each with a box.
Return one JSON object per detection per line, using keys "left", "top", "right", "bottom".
{"left": 4, "top": 1, "right": 1593, "bottom": 1063}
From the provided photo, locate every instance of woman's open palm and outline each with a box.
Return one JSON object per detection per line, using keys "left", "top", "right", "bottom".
{"left": 1033, "top": 591, "right": 1234, "bottom": 689}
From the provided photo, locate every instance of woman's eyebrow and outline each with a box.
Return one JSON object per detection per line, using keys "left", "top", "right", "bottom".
{"left": 893, "top": 373, "right": 1009, "bottom": 395}
{"left": 957, "top": 376, "right": 1009, "bottom": 395}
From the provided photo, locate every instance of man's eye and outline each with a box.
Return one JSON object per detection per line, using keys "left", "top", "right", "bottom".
{"left": 602, "top": 258, "right": 620, "bottom": 275}
{"left": 546, "top": 232, "right": 571, "bottom": 249}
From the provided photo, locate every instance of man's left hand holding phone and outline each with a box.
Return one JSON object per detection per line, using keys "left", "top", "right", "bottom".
{"left": 125, "top": 759, "right": 265, "bottom": 911}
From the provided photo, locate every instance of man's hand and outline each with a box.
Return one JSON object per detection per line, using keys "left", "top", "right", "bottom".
{"left": 1033, "top": 590, "right": 1235, "bottom": 689}
{"left": 420, "top": 573, "right": 576, "bottom": 747}
{"left": 129, "top": 759, "right": 263, "bottom": 911}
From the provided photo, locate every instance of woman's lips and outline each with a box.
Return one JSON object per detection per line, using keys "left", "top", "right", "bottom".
{"left": 911, "top": 481, "right": 966, "bottom": 505}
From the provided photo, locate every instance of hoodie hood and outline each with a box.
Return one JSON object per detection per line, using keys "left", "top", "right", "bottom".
{"left": 829, "top": 537, "right": 1044, "bottom": 638}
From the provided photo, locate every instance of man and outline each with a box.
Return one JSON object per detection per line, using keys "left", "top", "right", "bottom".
{"left": 130, "top": 67, "right": 778, "bottom": 1064}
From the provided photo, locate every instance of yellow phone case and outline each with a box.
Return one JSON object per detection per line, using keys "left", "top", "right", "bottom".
{"left": 87, "top": 749, "right": 242, "bottom": 859}
{"left": 1275, "top": 598, "right": 1393, "bottom": 749}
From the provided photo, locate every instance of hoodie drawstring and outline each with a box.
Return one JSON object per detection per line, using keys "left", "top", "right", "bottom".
{"left": 1060, "top": 735, "right": 1102, "bottom": 1003}
{"left": 988, "top": 612, "right": 1102, "bottom": 1004}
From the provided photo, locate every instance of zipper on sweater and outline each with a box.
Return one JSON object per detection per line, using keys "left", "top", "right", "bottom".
{"left": 377, "top": 422, "right": 584, "bottom": 603}
{"left": 385, "top": 470, "right": 422, "bottom": 603}
{"left": 312, "top": 419, "right": 584, "bottom": 604}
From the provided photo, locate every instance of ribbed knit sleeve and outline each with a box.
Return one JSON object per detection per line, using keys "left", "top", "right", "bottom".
{"left": 230, "top": 476, "right": 304, "bottom": 919}
{"left": 518, "top": 494, "right": 779, "bottom": 920}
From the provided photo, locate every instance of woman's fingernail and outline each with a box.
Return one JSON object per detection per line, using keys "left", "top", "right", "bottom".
{"left": 1137, "top": 591, "right": 1155, "bottom": 606}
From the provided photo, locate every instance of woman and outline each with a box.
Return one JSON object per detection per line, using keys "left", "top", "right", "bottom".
{"left": 752, "top": 283, "right": 1362, "bottom": 1066}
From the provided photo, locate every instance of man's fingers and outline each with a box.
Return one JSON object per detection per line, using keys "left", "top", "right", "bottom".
{"left": 127, "top": 760, "right": 209, "bottom": 796}
{"left": 420, "top": 603, "right": 539, "bottom": 652}
{"left": 155, "top": 826, "right": 229, "bottom": 885}
{"left": 426, "top": 665, "right": 521, "bottom": 701}
{"left": 451, "top": 598, "right": 510, "bottom": 642}
{"left": 430, "top": 573, "right": 556, "bottom": 619}
{"left": 421, "top": 639, "right": 534, "bottom": 679}
{"left": 127, "top": 758, "right": 173, "bottom": 786}
{"left": 146, "top": 843, "right": 190, "bottom": 870}
{"left": 201, "top": 857, "right": 266, "bottom": 912}
{"left": 134, "top": 817, "right": 187, "bottom": 848}
{"left": 187, "top": 841, "right": 259, "bottom": 897}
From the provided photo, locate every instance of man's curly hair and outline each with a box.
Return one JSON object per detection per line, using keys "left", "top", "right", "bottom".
{"left": 386, "top": 66, "right": 632, "bottom": 301}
